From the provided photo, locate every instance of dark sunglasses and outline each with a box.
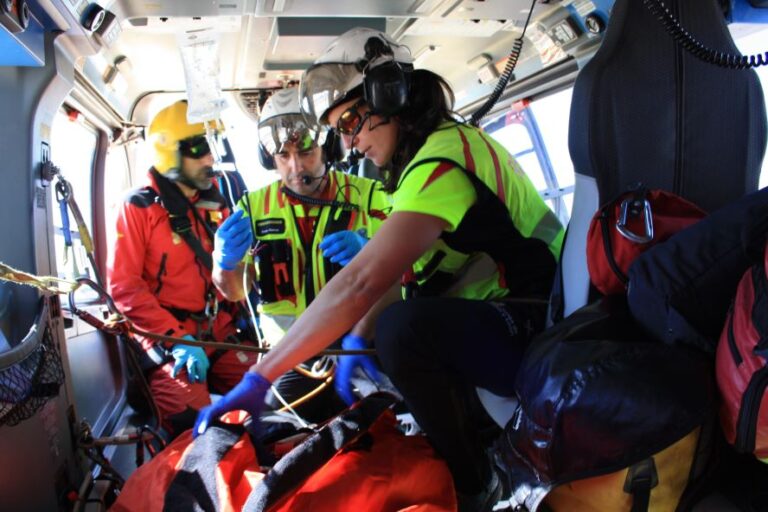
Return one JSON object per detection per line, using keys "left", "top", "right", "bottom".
{"left": 336, "top": 99, "right": 370, "bottom": 136}
{"left": 178, "top": 135, "right": 212, "bottom": 159}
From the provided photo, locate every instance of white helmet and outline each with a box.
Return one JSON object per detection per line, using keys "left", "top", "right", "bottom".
{"left": 258, "top": 87, "right": 326, "bottom": 161}
{"left": 299, "top": 27, "right": 413, "bottom": 125}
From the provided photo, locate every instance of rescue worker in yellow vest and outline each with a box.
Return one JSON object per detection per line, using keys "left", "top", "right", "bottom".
{"left": 196, "top": 29, "right": 564, "bottom": 511}
{"left": 108, "top": 100, "right": 258, "bottom": 437}
{"left": 211, "top": 87, "right": 390, "bottom": 418}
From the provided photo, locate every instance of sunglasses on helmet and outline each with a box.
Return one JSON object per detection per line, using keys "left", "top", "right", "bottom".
{"left": 178, "top": 135, "right": 212, "bottom": 159}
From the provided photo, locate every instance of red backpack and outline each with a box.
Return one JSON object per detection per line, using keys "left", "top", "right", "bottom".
{"left": 587, "top": 186, "right": 706, "bottom": 296}
{"left": 716, "top": 243, "right": 768, "bottom": 463}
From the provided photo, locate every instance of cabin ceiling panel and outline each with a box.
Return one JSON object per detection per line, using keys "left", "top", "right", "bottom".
{"left": 444, "top": 0, "right": 546, "bottom": 22}
{"left": 80, "top": 0, "right": 584, "bottom": 114}
{"left": 253, "top": 0, "right": 447, "bottom": 17}
{"left": 263, "top": 17, "right": 387, "bottom": 71}
{"left": 116, "top": 0, "right": 257, "bottom": 20}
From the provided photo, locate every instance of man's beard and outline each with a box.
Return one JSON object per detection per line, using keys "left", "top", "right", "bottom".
{"left": 178, "top": 166, "right": 214, "bottom": 190}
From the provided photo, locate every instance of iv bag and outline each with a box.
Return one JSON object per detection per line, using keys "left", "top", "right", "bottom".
{"left": 178, "top": 29, "right": 228, "bottom": 124}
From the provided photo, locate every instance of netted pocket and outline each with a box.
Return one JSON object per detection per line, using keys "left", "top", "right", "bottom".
{"left": 0, "top": 299, "right": 64, "bottom": 427}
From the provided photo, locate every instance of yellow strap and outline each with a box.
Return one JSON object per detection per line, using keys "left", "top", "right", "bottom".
{"left": 0, "top": 261, "right": 80, "bottom": 295}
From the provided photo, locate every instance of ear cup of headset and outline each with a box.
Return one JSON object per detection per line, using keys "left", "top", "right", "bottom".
{"left": 322, "top": 128, "right": 345, "bottom": 165}
{"left": 258, "top": 143, "right": 275, "bottom": 170}
{"left": 363, "top": 61, "right": 411, "bottom": 117}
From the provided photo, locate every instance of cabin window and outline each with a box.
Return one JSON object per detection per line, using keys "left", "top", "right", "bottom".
{"left": 220, "top": 105, "right": 279, "bottom": 191}
{"left": 50, "top": 109, "right": 98, "bottom": 284}
{"left": 732, "top": 25, "right": 768, "bottom": 189}
{"left": 485, "top": 87, "right": 575, "bottom": 226}
{"left": 104, "top": 145, "right": 132, "bottom": 255}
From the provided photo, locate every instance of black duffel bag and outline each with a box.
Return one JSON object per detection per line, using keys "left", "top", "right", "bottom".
{"left": 499, "top": 298, "right": 717, "bottom": 512}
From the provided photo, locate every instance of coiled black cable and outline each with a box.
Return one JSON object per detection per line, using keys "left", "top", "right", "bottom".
{"left": 280, "top": 185, "right": 359, "bottom": 211}
{"left": 644, "top": 0, "right": 767, "bottom": 69}
{"left": 470, "top": 0, "right": 537, "bottom": 126}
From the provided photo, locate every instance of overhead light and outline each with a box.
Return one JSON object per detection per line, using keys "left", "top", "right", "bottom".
{"left": 81, "top": 3, "right": 106, "bottom": 32}
{"left": 272, "top": 0, "right": 286, "bottom": 13}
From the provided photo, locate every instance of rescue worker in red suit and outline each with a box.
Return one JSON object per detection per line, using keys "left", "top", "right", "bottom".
{"left": 107, "top": 100, "right": 258, "bottom": 436}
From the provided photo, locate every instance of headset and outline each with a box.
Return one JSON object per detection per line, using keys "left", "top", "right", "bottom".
{"left": 357, "top": 36, "right": 413, "bottom": 118}
{"left": 258, "top": 127, "right": 345, "bottom": 171}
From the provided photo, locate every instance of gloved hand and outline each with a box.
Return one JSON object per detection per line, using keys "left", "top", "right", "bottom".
{"left": 213, "top": 209, "right": 253, "bottom": 271}
{"left": 193, "top": 371, "right": 271, "bottom": 438}
{"left": 170, "top": 335, "right": 210, "bottom": 384}
{"left": 319, "top": 230, "right": 368, "bottom": 266}
{"left": 335, "top": 334, "right": 380, "bottom": 405}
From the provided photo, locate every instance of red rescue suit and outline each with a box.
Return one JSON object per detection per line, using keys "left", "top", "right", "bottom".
{"left": 108, "top": 170, "right": 257, "bottom": 434}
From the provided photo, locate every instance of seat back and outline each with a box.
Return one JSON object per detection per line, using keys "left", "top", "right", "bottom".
{"left": 558, "top": 0, "right": 767, "bottom": 319}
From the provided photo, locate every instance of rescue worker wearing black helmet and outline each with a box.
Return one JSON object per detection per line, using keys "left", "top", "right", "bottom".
{"left": 108, "top": 100, "right": 258, "bottom": 437}
{"left": 195, "top": 28, "right": 564, "bottom": 511}
{"left": 211, "top": 87, "right": 391, "bottom": 416}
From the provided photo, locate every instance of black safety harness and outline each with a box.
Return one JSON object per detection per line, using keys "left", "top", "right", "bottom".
{"left": 144, "top": 169, "right": 238, "bottom": 368}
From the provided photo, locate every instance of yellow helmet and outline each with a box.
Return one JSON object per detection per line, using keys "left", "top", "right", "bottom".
{"left": 148, "top": 100, "right": 216, "bottom": 174}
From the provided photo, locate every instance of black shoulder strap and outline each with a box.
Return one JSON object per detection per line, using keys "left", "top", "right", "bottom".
{"left": 150, "top": 169, "right": 214, "bottom": 271}
{"left": 243, "top": 393, "right": 398, "bottom": 512}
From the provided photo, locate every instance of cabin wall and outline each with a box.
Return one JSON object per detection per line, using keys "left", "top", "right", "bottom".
{"left": 0, "top": 32, "right": 85, "bottom": 512}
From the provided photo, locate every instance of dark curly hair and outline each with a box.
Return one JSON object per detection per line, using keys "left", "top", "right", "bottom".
{"left": 377, "top": 69, "right": 458, "bottom": 192}
{"left": 339, "top": 70, "right": 458, "bottom": 193}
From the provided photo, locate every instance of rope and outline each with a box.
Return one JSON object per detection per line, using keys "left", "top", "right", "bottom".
{"left": 0, "top": 261, "right": 375, "bottom": 356}
{"left": 128, "top": 324, "right": 376, "bottom": 356}
{"left": 0, "top": 261, "right": 80, "bottom": 294}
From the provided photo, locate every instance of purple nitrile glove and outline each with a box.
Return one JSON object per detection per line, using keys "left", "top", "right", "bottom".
{"left": 319, "top": 230, "right": 368, "bottom": 266}
{"left": 193, "top": 371, "right": 271, "bottom": 438}
{"left": 213, "top": 209, "right": 253, "bottom": 271}
{"left": 335, "top": 334, "right": 380, "bottom": 405}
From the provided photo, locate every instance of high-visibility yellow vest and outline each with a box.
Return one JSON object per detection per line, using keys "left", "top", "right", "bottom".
{"left": 240, "top": 171, "right": 390, "bottom": 317}
{"left": 396, "top": 122, "right": 564, "bottom": 300}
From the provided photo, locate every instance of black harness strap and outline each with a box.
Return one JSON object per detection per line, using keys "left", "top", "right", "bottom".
{"left": 150, "top": 169, "right": 226, "bottom": 272}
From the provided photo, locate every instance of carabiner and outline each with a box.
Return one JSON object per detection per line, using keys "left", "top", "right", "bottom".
{"left": 616, "top": 196, "right": 654, "bottom": 244}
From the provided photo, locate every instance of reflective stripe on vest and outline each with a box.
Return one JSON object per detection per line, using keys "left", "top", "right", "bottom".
{"left": 398, "top": 123, "right": 564, "bottom": 300}
{"left": 241, "top": 171, "right": 388, "bottom": 317}
{"left": 400, "top": 122, "right": 563, "bottom": 257}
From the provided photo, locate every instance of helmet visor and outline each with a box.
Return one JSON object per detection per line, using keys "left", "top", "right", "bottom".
{"left": 300, "top": 63, "right": 363, "bottom": 126}
{"left": 258, "top": 113, "right": 326, "bottom": 156}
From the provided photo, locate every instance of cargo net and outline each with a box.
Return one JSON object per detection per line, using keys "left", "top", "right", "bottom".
{"left": 0, "top": 325, "right": 64, "bottom": 427}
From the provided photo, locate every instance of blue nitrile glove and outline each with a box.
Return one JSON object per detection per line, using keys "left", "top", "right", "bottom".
{"left": 171, "top": 335, "right": 210, "bottom": 384}
{"left": 213, "top": 209, "right": 253, "bottom": 271}
{"left": 193, "top": 371, "right": 271, "bottom": 438}
{"left": 319, "top": 230, "right": 368, "bottom": 266}
{"left": 335, "top": 334, "right": 380, "bottom": 405}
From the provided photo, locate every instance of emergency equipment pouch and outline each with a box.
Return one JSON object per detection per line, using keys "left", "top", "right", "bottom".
{"left": 321, "top": 209, "right": 353, "bottom": 282}
{"left": 256, "top": 239, "right": 295, "bottom": 303}
{"left": 500, "top": 298, "right": 716, "bottom": 512}
{"left": 716, "top": 242, "right": 768, "bottom": 462}
{"left": 628, "top": 187, "right": 768, "bottom": 355}
{"left": 586, "top": 185, "right": 706, "bottom": 296}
